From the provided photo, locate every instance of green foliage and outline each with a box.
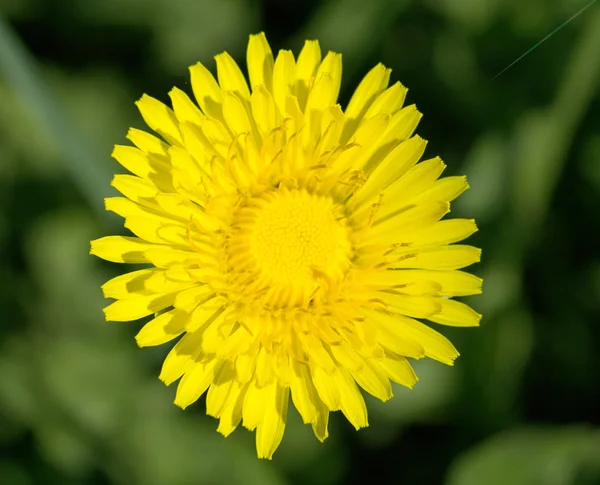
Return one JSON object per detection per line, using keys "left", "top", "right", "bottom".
{"left": 0, "top": 0, "right": 599, "bottom": 483}
{"left": 448, "top": 426, "right": 600, "bottom": 485}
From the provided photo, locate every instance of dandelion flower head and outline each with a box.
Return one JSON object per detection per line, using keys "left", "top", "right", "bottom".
{"left": 91, "top": 33, "right": 482, "bottom": 459}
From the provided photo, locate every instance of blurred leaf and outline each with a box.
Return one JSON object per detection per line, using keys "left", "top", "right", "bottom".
{"left": 0, "top": 0, "right": 37, "bottom": 19}
{"left": 591, "top": 262, "right": 600, "bottom": 309}
{"left": 433, "top": 30, "right": 478, "bottom": 90}
{"left": 152, "top": 0, "right": 256, "bottom": 73}
{"left": 0, "top": 461, "right": 31, "bottom": 485}
{"left": 367, "top": 358, "right": 458, "bottom": 424}
{"left": 454, "top": 132, "right": 507, "bottom": 222}
{"left": 477, "top": 260, "right": 521, "bottom": 317}
{"left": 437, "top": 0, "right": 500, "bottom": 32}
{"left": 447, "top": 426, "right": 600, "bottom": 485}
{"left": 0, "top": 84, "right": 60, "bottom": 176}
{"left": 275, "top": 407, "right": 331, "bottom": 472}
{"left": 114, "top": 388, "right": 288, "bottom": 485}
{"left": 0, "top": 336, "right": 40, "bottom": 425}
{"left": 507, "top": 0, "right": 554, "bottom": 35}
{"left": 24, "top": 209, "right": 108, "bottom": 336}
{"left": 82, "top": 0, "right": 256, "bottom": 73}
{"left": 0, "top": 16, "right": 112, "bottom": 219}
{"left": 37, "top": 420, "right": 94, "bottom": 477}
{"left": 48, "top": 68, "right": 134, "bottom": 165}
{"left": 512, "top": 6, "right": 600, "bottom": 233}
{"left": 483, "top": 308, "right": 534, "bottom": 420}
{"left": 580, "top": 134, "right": 600, "bottom": 191}
{"left": 293, "top": 0, "right": 410, "bottom": 83}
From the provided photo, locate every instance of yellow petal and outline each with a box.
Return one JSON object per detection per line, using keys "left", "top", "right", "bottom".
{"left": 135, "top": 308, "right": 189, "bottom": 347}
{"left": 318, "top": 104, "right": 345, "bottom": 153}
{"left": 159, "top": 328, "right": 204, "bottom": 385}
{"left": 397, "top": 314, "right": 459, "bottom": 364}
{"left": 283, "top": 94, "right": 305, "bottom": 135}
{"left": 289, "top": 360, "right": 319, "bottom": 424}
{"left": 251, "top": 85, "right": 282, "bottom": 136}
{"left": 90, "top": 236, "right": 198, "bottom": 267}
{"left": 272, "top": 49, "right": 296, "bottom": 116}
{"left": 111, "top": 174, "right": 158, "bottom": 204}
{"left": 364, "top": 269, "right": 482, "bottom": 297}
{"left": 126, "top": 128, "right": 169, "bottom": 156}
{"left": 303, "top": 101, "right": 325, "bottom": 151}
{"left": 215, "top": 52, "right": 251, "bottom": 101}
{"left": 379, "top": 156, "right": 446, "bottom": 216}
{"left": 428, "top": 299, "right": 482, "bottom": 327}
{"left": 175, "top": 357, "right": 222, "bottom": 409}
{"left": 103, "top": 268, "right": 203, "bottom": 299}
{"left": 305, "top": 73, "right": 335, "bottom": 114}
{"left": 313, "top": 51, "right": 342, "bottom": 106}
{"left": 206, "top": 359, "right": 237, "bottom": 418}
{"left": 345, "top": 63, "right": 390, "bottom": 121}
{"left": 173, "top": 285, "right": 214, "bottom": 313}
{"left": 169, "top": 144, "right": 206, "bottom": 182}
{"left": 311, "top": 399, "right": 329, "bottom": 442}
{"left": 196, "top": 117, "right": 233, "bottom": 159}
{"left": 222, "top": 91, "right": 253, "bottom": 136}
{"left": 380, "top": 293, "right": 442, "bottom": 319}
{"left": 217, "top": 326, "right": 253, "bottom": 359}
{"left": 201, "top": 315, "right": 235, "bottom": 354}
{"left": 412, "top": 175, "right": 469, "bottom": 204}
{"left": 334, "top": 112, "right": 390, "bottom": 173}
{"left": 111, "top": 145, "right": 170, "bottom": 181}
{"left": 247, "top": 32, "right": 274, "bottom": 93}
{"left": 342, "top": 63, "right": 390, "bottom": 140}
{"left": 235, "top": 344, "right": 259, "bottom": 384}
{"left": 101, "top": 268, "right": 158, "bottom": 299}
{"left": 402, "top": 219, "right": 478, "bottom": 248}
{"left": 159, "top": 275, "right": 199, "bottom": 298}
{"left": 352, "top": 111, "right": 391, "bottom": 150}
{"left": 103, "top": 292, "right": 176, "bottom": 322}
{"left": 254, "top": 345, "right": 274, "bottom": 387}
{"left": 381, "top": 104, "right": 422, "bottom": 143}
{"left": 242, "top": 379, "right": 268, "bottom": 432}
{"left": 217, "top": 378, "right": 247, "bottom": 437}
{"left": 122, "top": 216, "right": 189, "bottom": 247}
{"left": 329, "top": 341, "right": 364, "bottom": 372}
{"left": 256, "top": 383, "right": 289, "bottom": 459}
{"left": 368, "top": 309, "right": 458, "bottom": 365}
{"left": 364, "top": 81, "right": 408, "bottom": 118}
{"left": 189, "top": 62, "right": 223, "bottom": 120}
{"left": 366, "top": 201, "right": 450, "bottom": 245}
{"left": 349, "top": 359, "right": 392, "bottom": 402}
{"left": 105, "top": 198, "right": 205, "bottom": 248}
{"left": 391, "top": 245, "right": 482, "bottom": 270}
{"left": 332, "top": 369, "right": 368, "bottom": 429}
{"left": 304, "top": 335, "right": 337, "bottom": 373}
{"left": 179, "top": 122, "right": 207, "bottom": 167}
{"left": 353, "top": 135, "right": 427, "bottom": 208}
{"left": 104, "top": 196, "right": 173, "bottom": 223}
{"left": 377, "top": 352, "right": 418, "bottom": 388}
{"left": 311, "top": 365, "right": 341, "bottom": 410}
{"left": 363, "top": 308, "right": 425, "bottom": 358}
{"left": 294, "top": 39, "right": 321, "bottom": 110}
{"left": 186, "top": 305, "right": 226, "bottom": 333}
{"left": 90, "top": 236, "right": 159, "bottom": 264}
{"left": 169, "top": 87, "right": 204, "bottom": 126}
{"left": 135, "top": 94, "right": 183, "bottom": 146}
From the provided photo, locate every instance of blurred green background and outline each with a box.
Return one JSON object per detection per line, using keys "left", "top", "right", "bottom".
{"left": 1, "top": 0, "right": 599, "bottom": 483}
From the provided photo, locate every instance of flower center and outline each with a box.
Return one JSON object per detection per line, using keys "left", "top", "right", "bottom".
{"left": 227, "top": 188, "right": 352, "bottom": 309}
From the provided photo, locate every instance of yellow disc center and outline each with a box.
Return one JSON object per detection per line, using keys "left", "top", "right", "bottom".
{"left": 248, "top": 189, "right": 350, "bottom": 287}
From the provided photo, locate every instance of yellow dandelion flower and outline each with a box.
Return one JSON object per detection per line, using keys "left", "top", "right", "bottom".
{"left": 91, "top": 32, "right": 482, "bottom": 459}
